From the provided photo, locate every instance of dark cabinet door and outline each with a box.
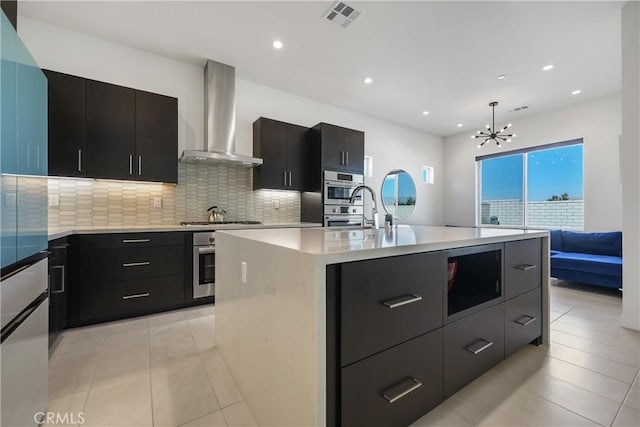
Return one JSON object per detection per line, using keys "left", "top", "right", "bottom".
{"left": 340, "top": 252, "right": 443, "bottom": 366}
{"left": 286, "top": 123, "right": 309, "bottom": 191}
{"left": 343, "top": 128, "right": 365, "bottom": 174}
{"left": 86, "top": 80, "right": 135, "bottom": 180}
{"left": 48, "top": 238, "right": 68, "bottom": 351}
{"left": 45, "top": 70, "right": 86, "bottom": 177}
{"left": 319, "top": 123, "right": 344, "bottom": 172}
{"left": 135, "top": 90, "right": 178, "bottom": 183}
{"left": 253, "top": 118, "right": 288, "bottom": 190}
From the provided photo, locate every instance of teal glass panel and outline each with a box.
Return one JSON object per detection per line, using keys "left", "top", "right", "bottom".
{"left": 15, "top": 29, "right": 48, "bottom": 260}
{"left": 1, "top": 11, "right": 18, "bottom": 267}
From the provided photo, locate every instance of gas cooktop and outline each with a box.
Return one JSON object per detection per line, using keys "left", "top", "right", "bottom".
{"left": 180, "top": 220, "right": 262, "bottom": 226}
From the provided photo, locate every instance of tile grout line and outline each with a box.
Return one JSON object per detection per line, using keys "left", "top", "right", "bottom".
{"left": 525, "top": 389, "right": 609, "bottom": 427}
{"left": 78, "top": 328, "right": 108, "bottom": 417}
{"left": 550, "top": 325, "right": 640, "bottom": 355}
{"left": 546, "top": 352, "right": 639, "bottom": 385}
{"left": 549, "top": 337, "right": 640, "bottom": 370}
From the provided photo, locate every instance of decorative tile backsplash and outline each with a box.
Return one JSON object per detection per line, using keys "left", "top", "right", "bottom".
{"left": 47, "top": 163, "right": 301, "bottom": 229}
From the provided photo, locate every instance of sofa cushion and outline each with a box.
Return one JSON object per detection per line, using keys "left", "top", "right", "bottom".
{"left": 561, "top": 231, "right": 622, "bottom": 257}
{"left": 551, "top": 252, "right": 622, "bottom": 277}
{"left": 549, "top": 230, "right": 563, "bottom": 251}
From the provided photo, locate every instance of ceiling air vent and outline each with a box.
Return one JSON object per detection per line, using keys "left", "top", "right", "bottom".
{"left": 325, "top": 2, "right": 361, "bottom": 28}
{"left": 511, "top": 105, "right": 529, "bottom": 112}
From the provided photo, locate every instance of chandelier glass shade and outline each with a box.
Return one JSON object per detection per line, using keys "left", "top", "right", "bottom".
{"left": 472, "top": 101, "right": 516, "bottom": 148}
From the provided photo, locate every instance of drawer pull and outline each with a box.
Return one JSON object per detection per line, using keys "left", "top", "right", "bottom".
{"left": 122, "top": 239, "right": 150, "bottom": 243}
{"left": 514, "top": 264, "right": 537, "bottom": 271}
{"left": 465, "top": 339, "right": 494, "bottom": 355}
{"left": 515, "top": 315, "right": 536, "bottom": 326}
{"left": 382, "top": 294, "right": 422, "bottom": 309}
{"left": 382, "top": 378, "right": 423, "bottom": 404}
{"left": 122, "top": 293, "right": 150, "bottom": 300}
{"left": 122, "top": 261, "right": 150, "bottom": 267}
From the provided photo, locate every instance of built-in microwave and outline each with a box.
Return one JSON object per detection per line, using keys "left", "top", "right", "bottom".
{"left": 324, "top": 171, "right": 364, "bottom": 206}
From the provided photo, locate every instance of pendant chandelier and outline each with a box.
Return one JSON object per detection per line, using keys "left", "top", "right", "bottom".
{"left": 472, "top": 101, "right": 516, "bottom": 148}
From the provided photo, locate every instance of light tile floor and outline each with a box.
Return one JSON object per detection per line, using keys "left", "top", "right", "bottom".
{"left": 49, "top": 281, "right": 640, "bottom": 426}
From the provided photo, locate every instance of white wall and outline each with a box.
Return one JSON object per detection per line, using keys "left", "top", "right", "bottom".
{"left": 19, "top": 17, "right": 444, "bottom": 225}
{"left": 620, "top": 1, "right": 639, "bottom": 331}
{"left": 443, "top": 93, "right": 622, "bottom": 232}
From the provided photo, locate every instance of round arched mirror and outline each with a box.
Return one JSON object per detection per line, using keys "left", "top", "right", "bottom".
{"left": 381, "top": 169, "right": 417, "bottom": 220}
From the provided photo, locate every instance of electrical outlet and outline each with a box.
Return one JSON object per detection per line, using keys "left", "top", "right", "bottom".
{"left": 153, "top": 197, "right": 162, "bottom": 208}
{"left": 241, "top": 262, "right": 247, "bottom": 285}
{"left": 48, "top": 194, "right": 59, "bottom": 207}
{"left": 273, "top": 200, "right": 280, "bottom": 210}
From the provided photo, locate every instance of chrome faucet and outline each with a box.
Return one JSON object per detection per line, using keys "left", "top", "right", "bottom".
{"left": 350, "top": 185, "right": 380, "bottom": 229}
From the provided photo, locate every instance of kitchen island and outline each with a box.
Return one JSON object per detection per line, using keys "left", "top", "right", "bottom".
{"left": 215, "top": 226, "right": 550, "bottom": 426}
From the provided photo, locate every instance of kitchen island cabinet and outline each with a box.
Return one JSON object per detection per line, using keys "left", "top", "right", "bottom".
{"left": 215, "top": 225, "right": 549, "bottom": 426}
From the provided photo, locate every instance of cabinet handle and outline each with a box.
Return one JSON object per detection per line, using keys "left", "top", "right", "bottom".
{"left": 283, "top": 171, "right": 287, "bottom": 187}
{"left": 50, "top": 265, "right": 65, "bottom": 294}
{"left": 345, "top": 151, "right": 349, "bottom": 165}
{"left": 129, "top": 155, "right": 133, "bottom": 175}
{"left": 27, "top": 146, "right": 31, "bottom": 168}
{"left": 288, "top": 171, "right": 292, "bottom": 187}
{"left": 465, "top": 339, "right": 494, "bottom": 355}
{"left": 122, "top": 293, "right": 150, "bottom": 300}
{"left": 514, "top": 264, "right": 536, "bottom": 271}
{"left": 122, "top": 261, "right": 150, "bottom": 267}
{"left": 37, "top": 146, "right": 40, "bottom": 169}
{"left": 122, "top": 239, "right": 150, "bottom": 243}
{"left": 515, "top": 315, "right": 537, "bottom": 326}
{"left": 382, "top": 378, "right": 422, "bottom": 404}
{"left": 382, "top": 294, "right": 422, "bottom": 309}
{"left": 340, "top": 151, "right": 344, "bottom": 165}
{"left": 78, "top": 149, "right": 82, "bottom": 172}
{"left": 138, "top": 156, "right": 142, "bottom": 176}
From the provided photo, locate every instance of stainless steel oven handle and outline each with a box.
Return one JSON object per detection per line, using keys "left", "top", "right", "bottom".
{"left": 198, "top": 247, "right": 216, "bottom": 254}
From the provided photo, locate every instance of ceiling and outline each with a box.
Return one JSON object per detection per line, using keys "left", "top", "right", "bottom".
{"left": 19, "top": 1, "right": 623, "bottom": 137}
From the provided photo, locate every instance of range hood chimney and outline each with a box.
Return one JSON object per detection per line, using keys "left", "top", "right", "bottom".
{"left": 180, "top": 60, "right": 263, "bottom": 167}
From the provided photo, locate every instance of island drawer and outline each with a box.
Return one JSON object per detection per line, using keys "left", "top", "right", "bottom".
{"left": 79, "top": 246, "right": 183, "bottom": 284}
{"left": 78, "top": 274, "right": 184, "bottom": 321}
{"left": 504, "top": 238, "right": 541, "bottom": 299}
{"left": 443, "top": 303, "right": 505, "bottom": 398}
{"left": 505, "top": 287, "right": 542, "bottom": 356}
{"left": 77, "top": 232, "right": 185, "bottom": 251}
{"left": 341, "top": 328, "right": 443, "bottom": 427}
{"left": 340, "top": 252, "right": 443, "bottom": 366}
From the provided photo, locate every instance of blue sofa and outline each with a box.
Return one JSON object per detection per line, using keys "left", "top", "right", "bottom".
{"left": 549, "top": 230, "right": 622, "bottom": 289}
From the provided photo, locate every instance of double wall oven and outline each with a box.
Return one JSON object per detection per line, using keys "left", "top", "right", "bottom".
{"left": 323, "top": 170, "right": 364, "bottom": 227}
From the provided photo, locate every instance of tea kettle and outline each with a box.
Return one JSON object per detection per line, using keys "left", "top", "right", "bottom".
{"left": 207, "top": 206, "right": 227, "bottom": 222}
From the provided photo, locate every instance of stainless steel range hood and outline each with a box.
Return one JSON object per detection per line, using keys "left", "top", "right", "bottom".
{"left": 180, "top": 60, "right": 263, "bottom": 167}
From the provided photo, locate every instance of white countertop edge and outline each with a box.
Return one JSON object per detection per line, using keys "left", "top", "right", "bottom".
{"left": 215, "top": 226, "right": 549, "bottom": 264}
{"left": 48, "top": 222, "right": 322, "bottom": 241}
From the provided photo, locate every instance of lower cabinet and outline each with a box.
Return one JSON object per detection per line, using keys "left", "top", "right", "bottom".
{"left": 341, "top": 329, "right": 443, "bottom": 427}
{"left": 79, "top": 275, "right": 184, "bottom": 321}
{"left": 443, "top": 303, "right": 505, "bottom": 398}
{"left": 73, "top": 232, "right": 185, "bottom": 325}
{"left": 48, "top": 237, "right": 69, "bottom": 352}
{"left": 505, "top": 287, "right": 542, "bottom": 356}
{"left": 328, "top": 238, "right": 544, "bottom": 426}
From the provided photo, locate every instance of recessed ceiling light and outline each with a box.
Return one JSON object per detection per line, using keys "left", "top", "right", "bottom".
{"left": 272, "top": 40, "right": 283, "bottom": 49}
{"left": 457, "top": 123, "right": 464, "bottom": 128}
{"left": 422, "top": 111, "right": 430, "bottom": 116}
{"left": 497, "top": 74, "right": 506, "bottom": 80}
{"left": 571, "top": 89, "right": 582, "bottom": 95}
{"left": 363, "top": 77, "right": 373, "bottom": 84}
{"left": 542, "top": 64, "right": 554, "bottom": 71}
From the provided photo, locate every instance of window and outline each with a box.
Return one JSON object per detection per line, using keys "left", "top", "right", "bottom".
{"left": 477, "top": 140, "right": 583, "bottom": 229}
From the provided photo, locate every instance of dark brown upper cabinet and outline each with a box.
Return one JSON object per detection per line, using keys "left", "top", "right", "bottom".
{"left": 86, "top": 80, "right": 136, "bottom": 180}
{"left": 135, "top": 90, "right": 178, "bottom": 183}
{"left": 253, "top": 117, "right": 309, "bottom": 191}
{"left": 46, "top": 70, "right": 178, "bottom": 183}
{"left": 308, "top": 123, "right": 365, "bottom": 190}
{"left": 45, "top": 70, "right": 87, "bottom": 177}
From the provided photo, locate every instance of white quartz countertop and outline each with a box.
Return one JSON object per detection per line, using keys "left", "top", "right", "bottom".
{"left": 48, "top": 222, "right": 321, "bottom": 241}
{"left": 217, "top": 225, "right": 549, "bottom": 263}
